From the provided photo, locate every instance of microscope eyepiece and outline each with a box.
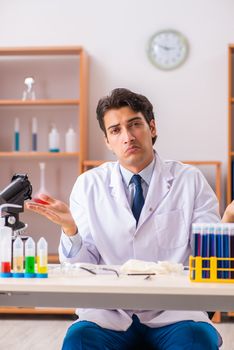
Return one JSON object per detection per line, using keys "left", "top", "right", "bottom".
{"left": 0, "top": 174, "right": 33, "bottom": 234}
{"left": 0, "top": 174, "right": 32, "bottom": 205}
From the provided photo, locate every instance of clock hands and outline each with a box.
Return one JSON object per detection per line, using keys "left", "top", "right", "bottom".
{"left": 158, "top": 44, "right": 178, "bottom": 51}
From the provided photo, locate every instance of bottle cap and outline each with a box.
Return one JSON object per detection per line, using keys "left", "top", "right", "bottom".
{"left": 66, "top": 127, "right": 76, "bottom": 135}
{"left": 37, "top": 237, "right": 48, "bottom": 249}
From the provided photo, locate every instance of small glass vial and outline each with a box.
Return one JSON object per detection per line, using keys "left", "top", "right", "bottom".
{"left": 13, "top": 236, "right": 24, "bottom": 278}
{"left": 37, "top": 237, "right": 48, "bottom": 278}
{"left": 25, "top": 237, "right": 36, "bottom": 278}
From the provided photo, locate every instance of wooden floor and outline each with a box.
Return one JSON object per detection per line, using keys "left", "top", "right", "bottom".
{"left": 0, "top": 314, "right": 233, "bottom": 349}
{"left": 0, "top": 314, "right": 73, "bottom": 350}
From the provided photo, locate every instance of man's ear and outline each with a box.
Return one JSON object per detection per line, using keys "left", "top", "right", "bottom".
{"left": 149, "top": 119, "right": 157, "bottom": 138}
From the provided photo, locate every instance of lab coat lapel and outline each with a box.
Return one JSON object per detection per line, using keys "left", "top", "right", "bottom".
{"left": 109, "top": 162, "right": 130, "bottom": 209}
{"left": 138, "top": 154, "right": 174, "bottom": 227}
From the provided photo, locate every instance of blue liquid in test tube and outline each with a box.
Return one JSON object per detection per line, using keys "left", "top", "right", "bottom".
{"left": 215, "top": 224, "right": 222, "bottom": 279}
{"left": 209, "top": 224, "right": 216, "bottom": 257}
{"left": 201, "top": 224, "right": 209, "bottom": 278}
{"left": 223, "top": 225, "right": 230, "bottom": 279}
{"left": 191, "top": 224, "right": 202, "bottom": 280}
{"left": 230, "top": 224, "right": 234, "bottom": 279}
{"left": 192, "top": 224, "right": 202, "bottom": 257}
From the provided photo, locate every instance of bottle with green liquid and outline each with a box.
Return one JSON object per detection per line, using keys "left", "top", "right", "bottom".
{"left": 25, "top": 237, "right": 36, "bottom": 278}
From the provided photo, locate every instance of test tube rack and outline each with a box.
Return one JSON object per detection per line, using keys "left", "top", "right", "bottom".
{"left": 189, "top": 256, "right": 234, "bottom": 283}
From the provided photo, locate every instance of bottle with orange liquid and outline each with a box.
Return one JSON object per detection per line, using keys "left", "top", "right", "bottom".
{"left": 12, "top": 236, "right": 24, "bottom": 278}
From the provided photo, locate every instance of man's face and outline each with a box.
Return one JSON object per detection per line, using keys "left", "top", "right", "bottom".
{"left": 104, "top": 106, "right": 157, "bottom": 173}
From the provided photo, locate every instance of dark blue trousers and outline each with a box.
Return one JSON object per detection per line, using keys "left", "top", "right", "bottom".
{"left": 62, "top": 314, "right": 219, "bottom": 350}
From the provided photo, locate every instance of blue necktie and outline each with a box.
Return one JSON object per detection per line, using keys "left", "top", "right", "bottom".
{"left": 131, "top": 174, "right": 145, "bottom": 224}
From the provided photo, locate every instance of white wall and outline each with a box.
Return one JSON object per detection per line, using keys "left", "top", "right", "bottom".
{"left": 1, "top": 0, "right": 234, "bottom": 209}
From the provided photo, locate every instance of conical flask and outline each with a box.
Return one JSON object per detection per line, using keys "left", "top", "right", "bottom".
{"left": 32, "top": 162, "right": 50, "bottom": 204}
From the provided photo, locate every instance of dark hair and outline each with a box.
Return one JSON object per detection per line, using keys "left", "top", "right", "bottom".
{"left": 96, "top": 88, "right": 157, "bottom": 144}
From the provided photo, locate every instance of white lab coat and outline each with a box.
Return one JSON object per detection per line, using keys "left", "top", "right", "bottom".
{"left": 59, "top": 153, "right": 221, "bottom": 343}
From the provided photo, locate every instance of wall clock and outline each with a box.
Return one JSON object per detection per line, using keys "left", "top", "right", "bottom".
{"left": 147, "top": 29, "right": 189, "bottom": 70}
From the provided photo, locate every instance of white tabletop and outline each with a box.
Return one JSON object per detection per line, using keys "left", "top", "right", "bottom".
{"left": 0, "top": 270, "right": 234, "bottom": 310}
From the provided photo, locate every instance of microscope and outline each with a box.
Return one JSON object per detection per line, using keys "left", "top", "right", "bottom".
{"left": 0, "top": 174, "right": 32, "bottom": 239}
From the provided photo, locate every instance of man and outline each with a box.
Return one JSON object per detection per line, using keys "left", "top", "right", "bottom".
{"left": 27, "top": 88, "right": 224, "bottom": 349}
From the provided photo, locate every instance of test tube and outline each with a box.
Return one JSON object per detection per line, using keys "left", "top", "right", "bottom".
{"left": 201, "top": 224, "right": 209, "bottom": 278}
{"left": 14, "top": 117, "right": 20, "bottom": 151}
{"left": 229, "top": 224, "right": 234, "bottom": 279}
{"left": 191, "top": 223, "right": 202, "bottom": 257}
{"left": 208, "top": 224, "right": 216, "bottom": 257}
{"left": 223, "top": 224, "right": 230, "bottom": 279}
{"left": 25, "top": 237, "right": 36, "bottom": 278}
{"left": 32, "top": 117, "right": 38, "bottom": 151}
{"left": 13, "top": 236, "right": 24, "bottom": 278}
{"left": 215, "top": 223, "right": 223, "bottom": 279}
{"left": 37, "top": 237, "right": 48, "bottom": 278}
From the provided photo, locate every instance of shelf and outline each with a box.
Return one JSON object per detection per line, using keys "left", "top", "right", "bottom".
{"left": 48, "top": 254, "right": 60, "bottom": 263}
{"left": 0, "top": 46, "right": 83, "bottom": 56}
{"left": 0, "top": 152, "right": 80, "bottom": 158}
{"left": 182, "top": 160, "right": 221, "bottom": 166}
{"left": 0, "top": 307, "right": 75, "bottom": 315}
{"left": 0, "top": 99, "right": 80, "bottom": 106}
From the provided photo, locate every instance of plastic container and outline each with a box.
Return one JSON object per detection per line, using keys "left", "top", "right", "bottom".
{"left": 0, "top": 203, "right": 22, "bottom": 278}
{"left": 37, "top": 237, "right": 48, "bottom": 278}
{"left": 48, "top": 125, "right": 60, "bottom": 152}
{"left": 65, "top": 126, "right": 77, "bottom": 152}
{"left": 12, "top": 236, "right": 24, "bottom": 278}
{"left": 0, "top": 221, "right": 12, "bottom": 277}
{"left": 25, "top": 237, "right": 36, "bottom": 278}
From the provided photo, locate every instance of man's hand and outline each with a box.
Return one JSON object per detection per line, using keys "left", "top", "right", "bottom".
{"left": 26, "top": 193, "right": 77, "bottom": 236}
{"left": 222, "top": 200, "right": 234, "bottom": 223}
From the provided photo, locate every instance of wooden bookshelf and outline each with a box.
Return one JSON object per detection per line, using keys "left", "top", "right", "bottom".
{"left": 0, "top": 99, "right": 79, "bottom": 106}
{"left": 0, "top": 152, "right": 80, "bottom": 158}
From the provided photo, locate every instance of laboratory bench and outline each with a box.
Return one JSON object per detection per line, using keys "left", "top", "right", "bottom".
{"left": 0, "top": 269, "right": 234, "bottom": 312}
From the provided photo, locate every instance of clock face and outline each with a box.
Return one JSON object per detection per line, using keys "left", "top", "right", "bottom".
{"left": 147, "top": 29, "right": 189, "bottom": 70}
